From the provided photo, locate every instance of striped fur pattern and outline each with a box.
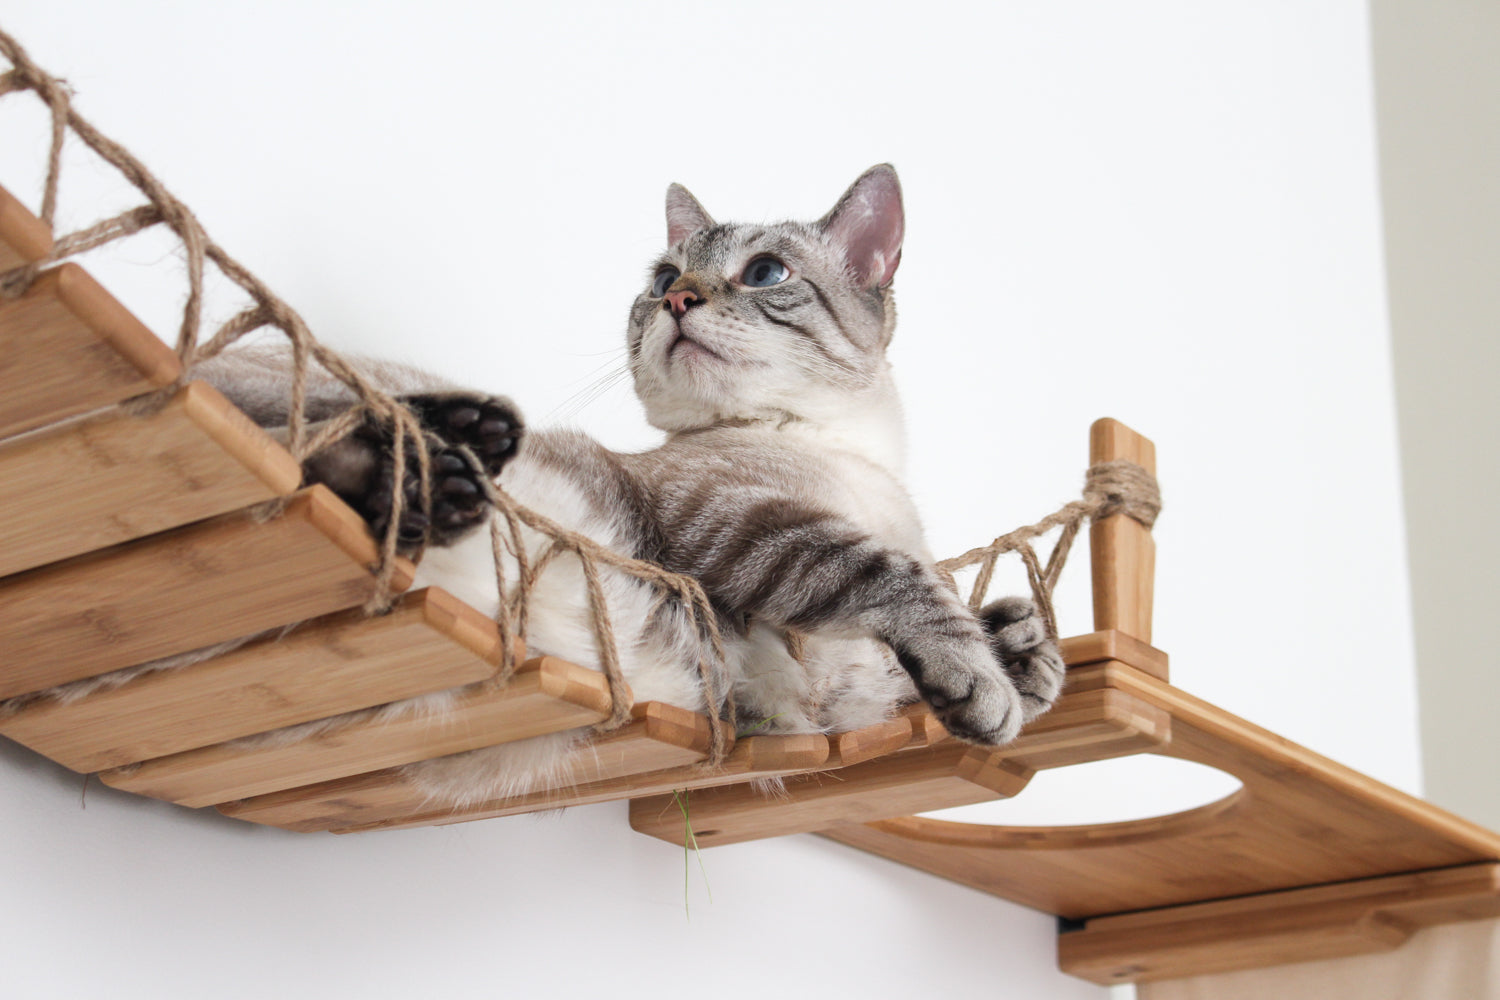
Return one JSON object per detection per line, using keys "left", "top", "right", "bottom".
{"left": 186, "top": 166, "right": 1064, "bottom": 807}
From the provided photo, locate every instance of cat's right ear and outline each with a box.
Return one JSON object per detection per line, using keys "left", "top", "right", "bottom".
{"left": 818, "top": 164, "right": 904, "bottom": 289}
{"left": 666, "top": 184, "right": 715, "bottom": 246}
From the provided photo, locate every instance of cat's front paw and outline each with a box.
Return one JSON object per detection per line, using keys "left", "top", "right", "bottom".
{"left": 401, "top": 392, "right": 524, "bottom": 477}
{"left": 898, "top": 639, "right": 1025, "bottom": 746}
{"left": 362, "top": 442, "right": 493, "bottom": 551}
{"left": 981, "top": 596, "right": 1066, "bottom": 723}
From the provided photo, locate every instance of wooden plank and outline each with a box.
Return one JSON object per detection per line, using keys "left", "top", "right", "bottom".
{"left": 0, "top": 184, "right": 52, "bottom": 271}
{"left": 1058, "top": 863, "right": 1500, "bottom": 984}
{"left": 827, "top": 715, "right": 915, "bottom": 768}
{"left": 0, "top": 264, "right": 181, "bottom": 440}
{"left": 0, "top": 588, "right": 498, "bottom": 772}
{"left": 103, "top": 654, "right": 615, "bottom": 807}
{"left": 1089, "top": 418, "right": 1157, "bottom": 645}
{"left": 626, "top": 668, "right": 1167, "bottom": 851}
{"left": 0, "top": 485, "right": 413, "bottom": 701}
{"left": 821, "top": 662, "right": 1500, "bottom": 921}
{"left": 0, "top": 380, "right": 301, "bottom": 578}
{"left": 218, "top": 701, "right": 716, "bottom": 832}
{"left": 1059, "top": 629, "right": 1168, "bottom": 680}
{"left": 630, "top": 743, "right": 1034, "bottom": 849}
{"left": 339, "top": 732, "right": 832, "bottom": 835}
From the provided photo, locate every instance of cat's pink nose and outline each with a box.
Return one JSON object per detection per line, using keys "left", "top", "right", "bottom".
{"left": 663, "top": 289, "right": 700, "bottom": 318}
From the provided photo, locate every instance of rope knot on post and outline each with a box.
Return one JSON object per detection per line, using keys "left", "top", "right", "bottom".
{"left": 1083, "top": 459, "right": 1162, "bottom": 529}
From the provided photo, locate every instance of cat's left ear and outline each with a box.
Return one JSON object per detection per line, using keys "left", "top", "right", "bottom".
{"left": 818, "top": 164, "right": 904, "bottom": 289}
{"left": 666, "top": 183, "right": 715, "bottom": 246}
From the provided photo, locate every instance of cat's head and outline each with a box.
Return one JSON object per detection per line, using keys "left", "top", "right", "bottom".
{"left": 627, "top": 165, "right": 904, "bottom": 433}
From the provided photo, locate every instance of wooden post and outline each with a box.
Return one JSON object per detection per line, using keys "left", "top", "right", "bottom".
{"left": 1089, "top": 418, "right": 1157, "bottom": 645}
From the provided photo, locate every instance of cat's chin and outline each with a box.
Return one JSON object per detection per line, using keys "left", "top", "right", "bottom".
{"left": 668, "top": 332, "right": 724, "bottom": 364}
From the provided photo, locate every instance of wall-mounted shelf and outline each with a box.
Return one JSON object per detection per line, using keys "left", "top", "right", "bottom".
{"left": 1, "top": 184, "right": 1496, "bottom": 986}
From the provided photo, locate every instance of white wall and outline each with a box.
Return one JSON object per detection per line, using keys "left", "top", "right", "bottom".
{"left": 1370, "top": 0, "right": 1500, "bottom": 833}
{"left": 0, "top": 3, "right": 1417, "bottom": 997}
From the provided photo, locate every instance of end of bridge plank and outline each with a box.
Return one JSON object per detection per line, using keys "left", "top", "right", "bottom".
{"left": 0, "top": 263, "right": 181, "bottom": 439}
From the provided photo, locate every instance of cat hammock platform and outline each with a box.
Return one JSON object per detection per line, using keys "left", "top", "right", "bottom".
{"left": 2, "top": 188, "right": 1498, "bottom": 986}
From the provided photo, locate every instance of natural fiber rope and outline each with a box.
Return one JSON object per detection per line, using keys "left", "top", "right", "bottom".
{"left": 0, "top": 26, "right": 732, "bottom": 754}
{"left": 0, "top": 28, "right": 1160, "bottom": 763}
{"left": 937, "top": 459, "right": 1162, "bottom": 637}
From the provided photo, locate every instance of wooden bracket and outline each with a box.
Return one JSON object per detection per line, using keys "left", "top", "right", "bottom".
{"left": 1059, "top": 863, "right": 1500, "bottom": 984}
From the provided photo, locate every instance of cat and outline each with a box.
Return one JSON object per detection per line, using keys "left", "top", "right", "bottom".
{"left": 185, "top": 164, "right": 1066, "bottom": 808}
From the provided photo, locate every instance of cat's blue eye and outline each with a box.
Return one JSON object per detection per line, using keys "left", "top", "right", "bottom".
{"left": 742, "top": 257, "right": 789, "bottom": 287}
{"left": 651, "top": 267, "right": 680, "bottom": 298}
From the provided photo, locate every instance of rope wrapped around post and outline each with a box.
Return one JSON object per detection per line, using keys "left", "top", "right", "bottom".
{"left": 937, "top": 459, "right": 1162, "bottom": 639}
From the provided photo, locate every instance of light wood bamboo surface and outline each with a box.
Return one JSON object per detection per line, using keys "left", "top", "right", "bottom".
{"left": 0, "top": 196, "right": 1495, "bottom": 985}
{"left": 0, "top": 380, "right": 301, "bottom": 578}
{"left": 0, "top": 264, "right": 181, "bottom": 440}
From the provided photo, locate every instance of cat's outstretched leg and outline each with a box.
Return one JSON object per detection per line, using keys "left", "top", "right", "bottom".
{"left": 673, "top": 504, "right": 1058, "bottom": 746}
{"left": 980, "top": 596, "right": 1066, "bottom": 723}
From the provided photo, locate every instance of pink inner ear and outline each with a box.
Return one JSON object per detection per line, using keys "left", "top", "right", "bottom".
{"left": 824, "top": 169, "right": 905, "bottom": 288}
{"left": 666, "top": 184, "right": 714, "bottom": 246}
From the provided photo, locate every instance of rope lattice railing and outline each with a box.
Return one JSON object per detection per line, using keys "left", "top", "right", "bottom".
{"left": 937, "top": 459, "right": 1162, "bottom": 639}
{"left": 0, "top": 26, "right": 726, "bottom": 755}
{"left": 0, "top": 27, "right": 1159, "bottom": 764}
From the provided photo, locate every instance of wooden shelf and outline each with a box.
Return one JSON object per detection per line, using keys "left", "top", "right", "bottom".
{"left": 0, "top": 180, "right": 1495, "bottom": 986}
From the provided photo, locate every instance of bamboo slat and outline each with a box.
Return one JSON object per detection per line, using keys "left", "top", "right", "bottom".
{"left": 102, "top": 654, "right": 615, "bottom": 808}
{"left": 1058, "top": 628, "right": 1168, "bottom": 680}
{"left": 0, "top": 184, "right": 52, "bottom": 271}
{"left": 1058, "top": 863, "right": 1500, "bottom": 984}
{"left": 627, "top": 667, "right": 1168, "bottom": 849}
{"left": 0, "top": 485, "right": 413, "bottom": 701}
{"left": 0, "top": 264, "right": 181, "bottom": 440}
{"left": 630, "top": 743, "right": 1034, "bottom": 848}
{"left": 217, "top": 701, "right": 717, "bottom": 832}
{"left": 335, "top": 732, "right": 832, "bottom": 835}
{"left": 0, "top": 380, "right": 301, "bottom": 579}
{"left": 0, "top": 588, "right": 499, "bottom": 772}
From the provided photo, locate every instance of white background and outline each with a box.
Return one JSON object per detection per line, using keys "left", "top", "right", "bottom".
{"left": 0, "top": 3, "right": 1417, "bottom": 998}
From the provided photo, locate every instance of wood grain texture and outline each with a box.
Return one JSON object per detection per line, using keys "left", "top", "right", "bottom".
{"left": 630, "top": 743, "right": 1034, "bottom": 848}
{"left": 0, "top": 184, "right": 52, "bottom": 271}
{"left": 627, "top": 668, "right": 1167, "bottom": 850}
{"left": 1089, "top": 418, "right": 1157, "bottom": 645}
{"left": 103, "top": 654, "right": 615, "bottom": 808}
{"left": 0, "top": 380, "right": 301, "bottom": 578}
{"left": 1059, "top": 863, "right": 1500, "bottom": 984}
{"left": 0, "top": 588, "right": 498, "bottom": 772}
{"left": 0, "top": 485, "right": 413, "bottom": 701}
{"left": 822, "top": 661, "right": 1500, "bottom": 923}
{"left": 337, "top": 732, "right": 832, "bottom": 835}
{"left": 217, "top": 701, "right": 716, "bottom": 832}
{"left": 827, "top": 715, "right": 916, "bottom": 768}
{"left": 1059, "top": 629, "right": 1169, "bottom": 680}
{"left": 0, "top": 264, "right": 181, "bottom": 440}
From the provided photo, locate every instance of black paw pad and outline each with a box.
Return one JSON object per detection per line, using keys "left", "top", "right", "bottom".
{"left": 403, "top": 393, "right": 524, "bottom": 477}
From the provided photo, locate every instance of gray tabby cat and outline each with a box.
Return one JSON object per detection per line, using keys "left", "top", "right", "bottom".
{"left": 195, "top": 165, "right": 1065, "bottom": 806}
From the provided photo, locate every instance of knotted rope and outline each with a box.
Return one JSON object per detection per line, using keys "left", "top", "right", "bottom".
{"left": 937, "top": 459, "right": 1161, "bottom": 638}
{"left": 0, "top": 26, "right": 732, "bottom": 759}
